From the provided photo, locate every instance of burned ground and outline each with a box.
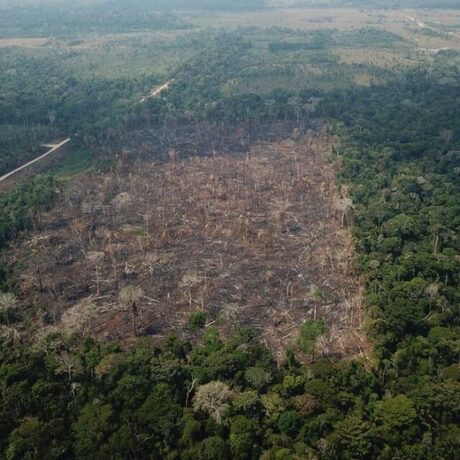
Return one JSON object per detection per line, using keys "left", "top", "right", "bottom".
{"left": 8, "top": 133, "right": 368, "bottom": 360}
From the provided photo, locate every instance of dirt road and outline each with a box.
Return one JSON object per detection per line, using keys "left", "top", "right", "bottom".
{"left": 0, "top": 138, "right": 71, "bottom": 184}
{"left": 139, "top": 80, "right": 174, "bottom": 103}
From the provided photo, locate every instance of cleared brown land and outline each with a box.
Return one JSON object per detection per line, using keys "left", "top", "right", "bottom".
{"left": 9, "top": 134, "right": 367, "bottom": 360}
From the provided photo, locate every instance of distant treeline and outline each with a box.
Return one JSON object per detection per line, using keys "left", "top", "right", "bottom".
{"left": 0, "top": 5, "right": 189, "bottom": 38}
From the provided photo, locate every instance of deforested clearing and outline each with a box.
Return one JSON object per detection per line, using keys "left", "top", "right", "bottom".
{"left": 8, "top": 134, "right": 368, "bottom": 360}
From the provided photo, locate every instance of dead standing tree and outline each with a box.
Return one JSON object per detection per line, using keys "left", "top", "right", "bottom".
{"left": 87, "top": 251, "right": 105, "bottom": 296}
{"left": 118, "top": 285, "right": 144, "bottom": 336}
{"left": 70, "top": 219, "right": 88, "bottom": 257}
{"left": 334, "top": 194, "right": 354, "bottom": 228}
{"left": 106, "top": 241, "right": 122, "bottom": 291}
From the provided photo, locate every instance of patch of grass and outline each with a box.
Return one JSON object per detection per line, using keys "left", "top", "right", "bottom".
{"left": 49, "top": 148, "right": 94, "bottom": 175}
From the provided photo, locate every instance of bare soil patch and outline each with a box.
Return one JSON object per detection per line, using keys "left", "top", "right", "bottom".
{"left": 8, "top": 134, "right": 368, "bottom": 360}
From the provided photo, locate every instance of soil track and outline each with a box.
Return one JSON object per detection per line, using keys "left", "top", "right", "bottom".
{"left": 0, "top": 138, "right": 71, "bottom": 188}
{"left": 139, "top": 80, "right": 173, "bottom": 103}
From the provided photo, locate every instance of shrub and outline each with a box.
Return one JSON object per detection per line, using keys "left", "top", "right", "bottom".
{"left": 188, "top": 312, "right": 207, "bottom": 330}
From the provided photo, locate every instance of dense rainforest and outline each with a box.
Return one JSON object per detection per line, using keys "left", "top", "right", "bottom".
{"left": 0, "top": 8, "right": 459, "bottom": 459}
